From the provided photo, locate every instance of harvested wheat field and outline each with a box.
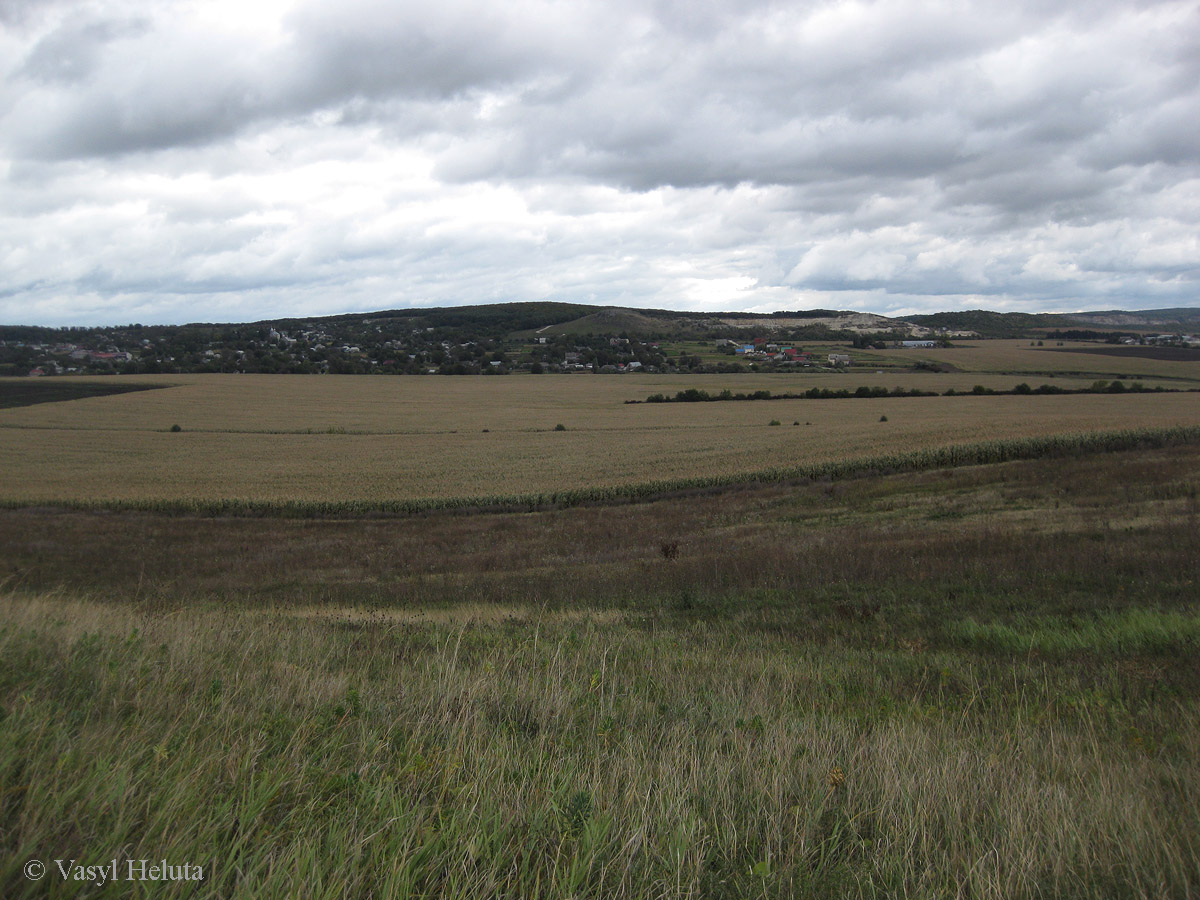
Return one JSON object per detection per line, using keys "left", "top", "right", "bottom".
{"left": 0, "top": 374, "right": 1198, "bottom": 506}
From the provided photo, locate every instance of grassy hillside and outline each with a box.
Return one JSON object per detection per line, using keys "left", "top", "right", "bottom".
{"left": 2, "top": 442, "right": 1198, "bottom": 898}
{"left": 518, "top": 307, "right": 711, "bottom": 338}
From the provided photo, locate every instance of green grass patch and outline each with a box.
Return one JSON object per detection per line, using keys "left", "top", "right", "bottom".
{"left": 2, "top": 594, "right": 1198, "bottom": 899}
{"left": 947, "top": 608, "right": 1200, "bottom": 656}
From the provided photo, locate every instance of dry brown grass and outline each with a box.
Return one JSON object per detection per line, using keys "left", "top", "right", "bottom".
{"left": 3, "top": 442, "right": 1198, "bottom": 613}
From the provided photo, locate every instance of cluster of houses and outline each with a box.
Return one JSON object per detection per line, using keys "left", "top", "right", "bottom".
{"left": 716, "top": 338, "right": 862, "bottom": 367}
{"left": 22, "top": 344, "right": 134, "bottom": 375}
{"left": 1122, "top": 334, "right": 1200, "bottom": 346}
{"left": 718, "top": 339, "right": 816, "bottom": 364}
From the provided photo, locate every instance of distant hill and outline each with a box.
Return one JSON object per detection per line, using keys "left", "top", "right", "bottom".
{"left": 714, "top": 311, "right": 922, "bottom": 335}
{"left": 1062, "top": 308, "right": 1200, "bottom": 330}
{"left": 906, "top": 310, "right": 1073, "bottom": 338}
{"left": 527, "top": 307, "right": 948, "bottom": 339}
{"left": 906, "top": 307, "right": 1200, "bottom": 339}
{"left": 5, "top": 301, "right": 1197, "bottom": 378}
{"left": 264, "top": 301, "right": 600, "bottom": 336}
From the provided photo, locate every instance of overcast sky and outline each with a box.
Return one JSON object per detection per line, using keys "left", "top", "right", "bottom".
{"left": 1, "top": 0, "right": 1197, "bottom": 326}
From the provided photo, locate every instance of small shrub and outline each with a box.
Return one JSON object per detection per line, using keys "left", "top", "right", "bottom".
{"left": 554, "top": 423, "right": 566, "bottom": 431}
{"left": 768, "top": 419, "right": 781, "bottom": 426}
{"left": 169, "top": 424, "right": 182, "bottom": 432}
{"left": 879, "top": 415, "right": 888, "bottom": 422}
{"left": 559, "top": 790, "right": 593, "bottom": 837}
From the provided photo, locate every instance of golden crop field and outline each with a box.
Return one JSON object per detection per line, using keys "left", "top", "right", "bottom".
{"left": 2, "top": 345, "right": 1197, "bottom": 436}
{"left": 1, "top": 371, "right": 1198, "bottom": 505}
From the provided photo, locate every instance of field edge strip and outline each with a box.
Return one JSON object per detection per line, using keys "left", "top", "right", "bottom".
{"left": 3, "top": 424, "right": 1199, "bottom": 518}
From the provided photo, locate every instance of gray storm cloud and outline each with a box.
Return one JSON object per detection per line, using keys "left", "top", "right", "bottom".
{"left": 0, "top": 0, "right": 1196, "bottom": 325}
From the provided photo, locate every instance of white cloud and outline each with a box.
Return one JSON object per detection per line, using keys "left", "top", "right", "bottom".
{"left": 0, "top": 0, "right": 1197, "bottom": 325}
